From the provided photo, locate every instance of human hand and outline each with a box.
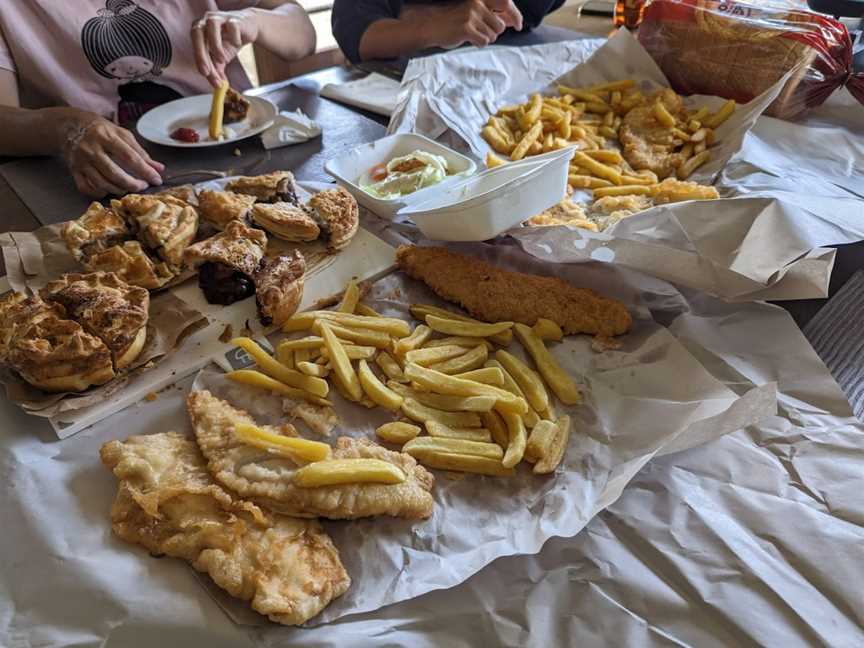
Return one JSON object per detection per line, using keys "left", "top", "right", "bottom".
{"left": 191, "top": 10, "right": 259, "bottom": 88}
{"left": 61, "top": 112, "right": 164, "bottom": 198}
{"left": 424, "top": 0, "right": 523, "bottom": 49}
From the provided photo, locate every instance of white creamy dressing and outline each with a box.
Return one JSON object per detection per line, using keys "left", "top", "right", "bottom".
{"left": 361, "top": 150, "right": 449, "bottom": 199}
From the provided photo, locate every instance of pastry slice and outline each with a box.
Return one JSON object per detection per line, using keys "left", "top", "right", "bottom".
{"left": 253, "top": 251, "right": 306, "bottom": 326}
{"left": 184, "top": 221, "right": 267, "bottom": 305}
{"left": 112, "top": 194, "right": 199, "bottom": 268}
{"left": 250, "top": 202, "right": 319, "bottom": 242}
{"left": 223, "top": 88, "right": 250, "bottom": 123}
{"left": 226, "top": 171, "right": 299, "bottom": 204}
{"left": 7, "top": 315, "right": 115, "bottom": 392}
{"left": 84, "top": 241, "right": 175, "bottom": 290}
{"left": 156, "top": 184, "right": 198, "bottom": 207}
{"left": 187, "top": 390, "right": 435, "bottom": 520}
{"left": 198, "top": 189, "right": 257, "bottom": 230}
{"left": 100, "top": 432, "right": 350, "bottom": 626}
{"left": 0, "top": 293, "right": 65, "bottom": 363}
{"left": 41, "top": 272, "right": 150, "bottom": 369}
{"left": 62, "top": 202, "right": 130, "bottom": 261}
{"left": 306, "top": 187, "right": 359, "bottom": 251}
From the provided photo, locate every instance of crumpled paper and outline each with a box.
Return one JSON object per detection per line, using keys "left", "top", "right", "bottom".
{"left": 261, "top": 109, "right": 322, "bottom": 149}
{"left": 0, "top": 244, "right": 783, "bottom": 646}
{"left": 387, "top": 30, "right": 858, "bottom": 302}
{"left": 321, "top": 73, "right": 401, "bottom": 117}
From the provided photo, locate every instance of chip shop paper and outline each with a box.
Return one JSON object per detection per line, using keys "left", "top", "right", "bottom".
{"left": 387, "top": 30, "right": 860, "bottom": 302}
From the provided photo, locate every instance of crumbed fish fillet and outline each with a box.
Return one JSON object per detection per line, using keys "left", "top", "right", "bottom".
{"left": 187, "top": 390, "right": 435, "bottom": 520}
{"left": 100, "top": 431, "right": 350, "bottom": 625}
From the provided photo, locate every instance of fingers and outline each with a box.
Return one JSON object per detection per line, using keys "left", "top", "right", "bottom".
{"left": 500, "top": 1, "right": 523, "bottom": 30}
{"left": 225, "top": 18, "right": 243, "bottom": 49}
{"left": 206, "top": 15, "right": 227, "bottom": 67}
{"left": 83, "top": 167, "right": 126, "bottom": 198}
{"left": 481, "top": 9, "right": 507, "bottom": 36}
{"left": 107, "top": 138, "right": 163, "bottom": 187}
{"left": 191, "top": 20, "right": 214, "bottom": 83}
{"left": 465, "top": 24, "right": 494, "bottom": 48}
{"left": 93, "top": 152, "right": 148, "bottom": 194}
{"left": 73, "top": 171, "right": 104, "bottom": 199}
{"left": 117, "top": 130, "right": 165, "bottom": 176}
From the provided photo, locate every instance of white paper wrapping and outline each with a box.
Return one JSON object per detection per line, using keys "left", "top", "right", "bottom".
{"left": 387, "top": 30, "right": 862, "bottom": 302}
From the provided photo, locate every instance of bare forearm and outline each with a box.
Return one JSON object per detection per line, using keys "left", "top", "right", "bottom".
{"left": 252, "top": 4, "right": 316, "bottom": 60}
{"left": 358, "top": 14, "right": 436, "bottom": 61}
{"left": 0, "top": 106, "right": 83, "bottom": 157}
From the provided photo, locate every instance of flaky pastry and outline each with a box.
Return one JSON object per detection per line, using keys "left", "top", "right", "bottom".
{"left": 111, "top": 194, "right": 199, "bottom": 268}
{"left": 62, "top": 202, "right": 130, "bottom": 261}
{"left": 84, "top": 241, "right": 175, "bottom": 290}
{"left": 184, "top": 221, "right": 268, "bottom": 305}
{"left": 198, "top": 189, "right": 257, "bottom": 230}
{"left": 226, "top": 171, "right": 298, "bottom": 204}
{"left": 306, "top": 187, "right": 359, "bottom": 251}
{"left": 250, "top": 202, "right": 319, "bottom": 242}
{"left": 41, "top": 272, "right": 149, "bottom": 369}
{"left": 253, "top": 250, "right": 306, "bottom": 327}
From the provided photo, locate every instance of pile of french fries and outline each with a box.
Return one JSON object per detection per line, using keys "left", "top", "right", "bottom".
{"left": 225, "top": 280, "right": 577, "bottom": 480}
{"left": 481, "top": 79, "right": 735, "bottom": 201}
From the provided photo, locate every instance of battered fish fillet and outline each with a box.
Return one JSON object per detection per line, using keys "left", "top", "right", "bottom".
{"left": 187, "top": 390, "right": 435, "bottom": 520}
{"left": 100, "top": 432, "right": 350, "bottom": 625}
{"left": 395, "top": 246, "right": 631, "bottom": 338}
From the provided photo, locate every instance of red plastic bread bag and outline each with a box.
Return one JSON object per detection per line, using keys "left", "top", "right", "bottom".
{"left": 637, "top": 0, "right": 864, "bottom": 119}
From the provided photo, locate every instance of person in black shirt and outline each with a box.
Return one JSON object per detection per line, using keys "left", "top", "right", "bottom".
{"left": 332, "top": 0, "right": 566, "bottom": 64}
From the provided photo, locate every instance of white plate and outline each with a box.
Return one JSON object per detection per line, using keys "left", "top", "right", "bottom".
{"left": 137, "top": 93, "right": 277, "bottom": 148}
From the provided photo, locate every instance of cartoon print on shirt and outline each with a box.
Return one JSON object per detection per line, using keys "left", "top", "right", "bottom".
{"left": 81, "top": 0, "right": 180, "bottom": 125}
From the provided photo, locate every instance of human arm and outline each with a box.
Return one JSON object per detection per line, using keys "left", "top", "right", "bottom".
{"left": 0, "top": 70, "right": 163, "bottom": 198}
{"left": 333, "top": 0, "right": 522, "bottom": 63}
{"left": 193, "top": 0, "right": 316, "bottom": 88}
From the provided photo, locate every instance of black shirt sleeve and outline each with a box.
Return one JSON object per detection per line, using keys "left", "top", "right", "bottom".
{"left": 332, "top": 0, "right": 403, "bottom": 64}
{"left": 515, "top": 0, "right": 566, "bottom": 30}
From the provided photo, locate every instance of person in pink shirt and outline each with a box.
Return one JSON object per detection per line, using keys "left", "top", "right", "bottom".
{"left": 0, "top": 0, "right": 315, "bottom": 198}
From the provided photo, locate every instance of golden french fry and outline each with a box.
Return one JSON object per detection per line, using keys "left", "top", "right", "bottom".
{"left": 573, "top": 152, "right": 622, "bottom": 185}
{"left": 690, "top": 106, "right": 710, "bottom": 123}
{"left": 611, "top": 90, "right": 622, "bottom": 106}
{"left": 690, "top": 128, "right": 708, "bottom": 143}
{"left": 376, "top": 350, "right": 407, "bottom": 382}
{"left": 584, "top": 150, "right": 623, "bottom": 165}
{"left": 406, "top": 344, "right": 468, "bottom": 367}
{"left": 293, "top": 458, "right": 406, "bottom": 488}
{"left": 278, "top": 336, "right": 323, "bottom": 351}
{"left": 557, "top": 110, "right": 572, "bottom": 139}
{"left": 337, "top": 279, "right": 360, "bottom": 313}
{"left": 331, "top": 372, "right": 377, "bottom": 407}
{"left": 486, "top": 151, "right": 507, "bottom": 168}
{"left": 534, "top": 416, "right": 572, "bottom": 474}
{"left": 677, "top": 150, "right": 711, "bottom": 180}
{"left": 354, "top": 303, "right": 382, "bottom": 318}
{"left": 603, "top": 110, "right": 615, "bottom": 127}
{"left": 208, "top": 79, "right": 229, "bottom": 139}
{"left": 540, "top": 399, "right": 557, "bottom": 421}
{"left": 401, "top": 397, "right": 482, "bottom": 428}
{"left": 312, "top": 320, "right": 391, "bottom": 348}
{"left": 532, "top": 318, "right": 564, "bottom": 342}
{"left": 703, "top": 99, "right": 735, "bottom": 129}
{"left": 486, "top": 359, "right": 540, "bottom": 429}
{"left": 297, "top": 361, "right": 328, "bottom": 378}
{"left": 404, "top": 363, "right": 528, "bottom": 415}
{"left": 387, "top": 381, "right": 496, "bottom": 412}
{"left": 705, "top": 129, "right": 717, "bottom": 145}
{"left": 453, "top": 367, "right": 505, "bottom": 386}
{"left": 495, "top": 350, "right": 549, "bottom": 412}
{"left": 619, "top": 174, "right": 656, "bottom": 186}
{"left": 569, "top": 174, "right": 615, "bottom": 190}
{"left": 275, "top": 345, "right": 294, "bottom": 368}
{"left": 520, "top": 93, "right": 543, "bottom": 129}
{"left": 231, "top": 337, "right": 329, "bottom": 398}
{"left": 653, "top": 101, "right": 676, "bottom": 127}
{"left": 406, "top": 448, "right": 514, "bottom": 476}
{"left": 481, "top": 409, "right": 509, "bottom": 449}
{"left": 235, "top": 423, "right": 331, "bottom": 463}
{"left": 393, "top": 324, "right": 433, "bottom": 357}
{"left": 320, "top": 344, "right": 377, "bottom": 361}
{"left": 320, "top": 322, "right": 362, "bottom": 401}
{"left": 672, "top": 127, "right": 691, "bottom": 142}
{"left": 424, "top": 336, "right": 493, "bottom": 351}
{"left": 599, "top": 126, "right": 618, "bottom": 139}
{"left": 285, "top": 311, "right": 411, "bottom": 337}
{"left": 501, "top": 412, "right": 526, "bottom": 468}
{"left": 427, "top": 344, "right": 488, "bottom": 375}
{"left": 293, "top": 347, "right": 312, "bottom": 365}
{"left": 357, "top": 359, "right": 403, "bottom": 410}
{"left": 592, "top": 185, "right": 655, "bottom": 198}
{"left": 426, "top": 421, "right": 492, "bottom": 443}
{"left": 511, "top": 120, "right": 543, "bottom": 161}
{"left": 376, "top": 421, "right": 421, "bottom": 445}
{"left": 513, "top": 324, "right": 581, "bottom": 405}
{"left": 409, "top": 305, "right": 511, "bottom": 346}
{"left": 542, "top": 131, "right": 555, "bottom": 152}
{"left": 557, "top": 85, "right": 606, "bottom": 104}
{"left": 586, "top": 79, "right": 635, "bottom": 93}
{"left": 694, "top": 140, "right": 707, "bottom": 154}
{"left": 585, "top": 101, "right": 612, "bottom": 115}
{"left": 425, "top": 315, "right": 513, "bottom": 338}
{"left": 688, "top": 119, "right": 702, "bottom": 132}
{"left": 226, "top": 369, "right": 332, "bottom": 407}
{"left": 525, "top": 419, "right": 558, "bottom": 462}
{"left": 482, "top": 125, "right": 513, "bottom": 155}
{"left": 404, "top": 435, "right": 503, "bottom": 460}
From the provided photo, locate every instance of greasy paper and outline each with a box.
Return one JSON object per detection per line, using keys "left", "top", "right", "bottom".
{"left": 387, "top": 30, "right": 855, "bottom": 301}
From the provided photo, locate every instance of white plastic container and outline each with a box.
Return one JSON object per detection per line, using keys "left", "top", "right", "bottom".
{"left": 324, "top": 133, "right": 477, "bottom": 218}
{"left": 397, "top": 147, "right": 576, "bottom": 242}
